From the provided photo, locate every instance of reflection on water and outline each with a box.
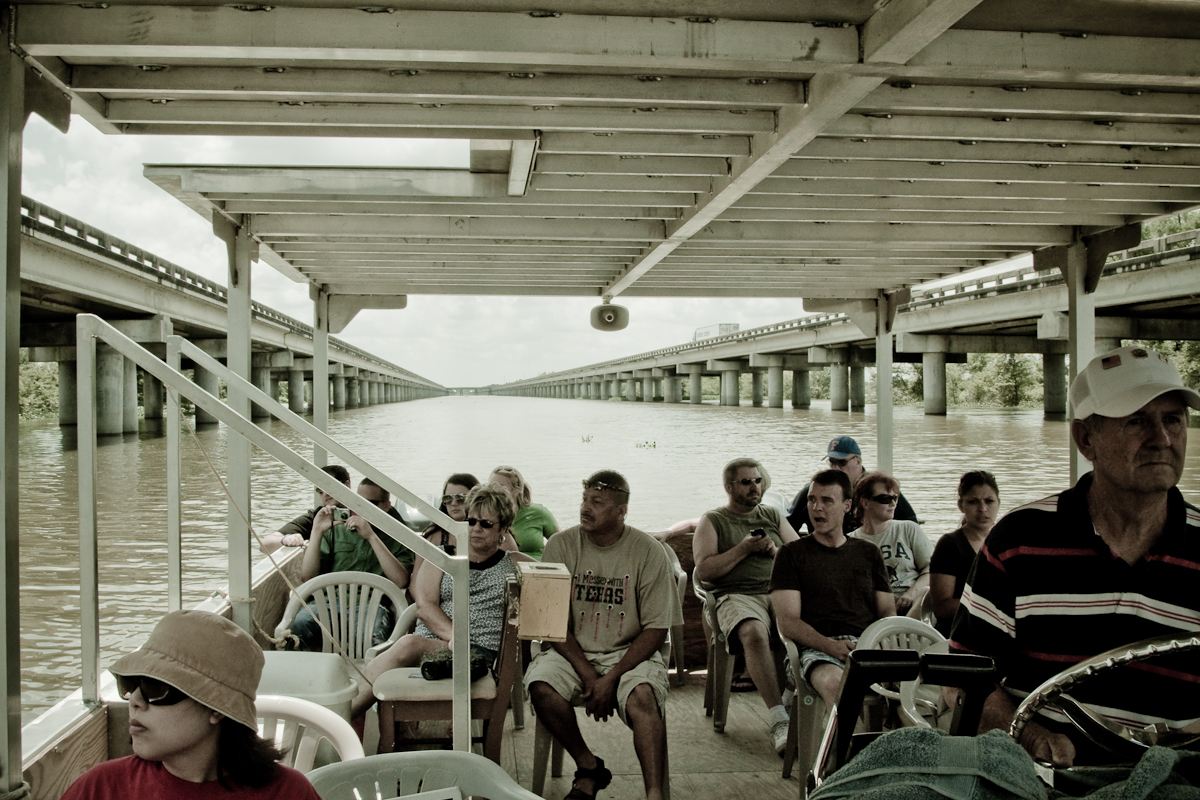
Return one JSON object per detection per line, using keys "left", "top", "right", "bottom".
{"left": 19, "top": 396, "right": 1200, "bottom": 723}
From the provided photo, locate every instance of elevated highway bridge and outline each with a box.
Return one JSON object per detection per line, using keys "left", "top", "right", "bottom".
{"left": 19, "top": 196, "right": 444, "bottom": 434}
{"left": 491, "top": 227, "right": 1200, "bottom": 415}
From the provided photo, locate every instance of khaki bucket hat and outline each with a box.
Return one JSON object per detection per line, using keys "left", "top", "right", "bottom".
{"left": 110, "top": 610, "right": 263, "bottom": 731}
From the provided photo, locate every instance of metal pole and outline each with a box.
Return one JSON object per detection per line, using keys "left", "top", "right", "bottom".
{"left": 225, "top": 219, "right": 254, "bottom": 633}
{"left": 75, "top": 331, "right": 100, "bottom": 705}
{"left": 0, "top": 38, "right": 24, "bottom": 785}
{"left": 166, "top": 337, "right": 183, "bottom": 611}
{"left": 313, "top": 289, "right": 329, "bottom": 467}
{"left": 1065, "top": 237, "right": 1094, "bottom": 484}
{"left": 876, "top": 301, "right": 895, "bottom": 475}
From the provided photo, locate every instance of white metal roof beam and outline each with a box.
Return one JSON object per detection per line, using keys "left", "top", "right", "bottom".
{"left": 209, "top": 190, "right": 695, "bottom": 206}
{"left": 145, "top": 165, "right": 509, "bottom": 197}
{"left": 750, "top": 180, "right": 1200, "bottom": 202}
{"left": 826, "top": 114, "right": 1200, "bottom": 147}
{"left": 252, "top": 215, "right": 663, "bottom": 240}
{"left": 855, "top": 84, "right": 1200, "bottom": 121}
{"left": 797, "top": 138, "right": 1200, "bottom": 169}
{"left": 223, "top": 201, "right": 680, "bottom": 219}
{"left": 19, "top": 7, "right": 858, "bottom": 72}
{"left": 601, "top": 0, "right": 987, "bottom": 298}
{"left": 106, "top": 100, "right": 776, "bottom": 134}
{"left": 70, "top": 65, "right": 805, "bottom": 107}
{"left": 771, "top": 160, "right": 1200, "bottom": 186}
{"left": 728, "top": 194, "right": 1168, "bottom": 215}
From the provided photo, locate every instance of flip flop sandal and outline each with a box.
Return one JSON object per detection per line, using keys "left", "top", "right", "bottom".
{"left": 563, "top": 757, "right": 612, "bottom": 800}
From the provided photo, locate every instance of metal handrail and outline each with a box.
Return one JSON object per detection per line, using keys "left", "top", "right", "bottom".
{"left": 75, "top": 314, "right": 473, "bottom": 750}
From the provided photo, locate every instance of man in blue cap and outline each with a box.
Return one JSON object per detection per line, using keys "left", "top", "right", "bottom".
{"left": 785, "top": 435, "right": 919, "bottom": 534}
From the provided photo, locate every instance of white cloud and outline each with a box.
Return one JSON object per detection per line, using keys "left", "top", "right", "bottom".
{"left": 23, "top": 116, "right": 805, "bottom": 386}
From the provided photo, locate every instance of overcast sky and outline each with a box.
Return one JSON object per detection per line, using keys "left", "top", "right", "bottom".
{"left": 22, "top": 115, "right": 814, "bottom": 387}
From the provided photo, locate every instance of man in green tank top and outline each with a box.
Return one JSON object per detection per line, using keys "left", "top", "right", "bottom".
{"left": 693, "top": 457, "right": 800, "bottom": 755}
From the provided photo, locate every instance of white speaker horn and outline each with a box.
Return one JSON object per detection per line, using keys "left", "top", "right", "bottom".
{"left": 590, "top": 302, "right": 629, "bottom": 332}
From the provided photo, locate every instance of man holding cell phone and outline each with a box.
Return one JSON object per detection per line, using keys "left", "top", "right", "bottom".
{"left": 693, "top": 457, "right": 800, "bottom": 755}
{"left": 290, "top": 473, "right": 412, "bottom": 651}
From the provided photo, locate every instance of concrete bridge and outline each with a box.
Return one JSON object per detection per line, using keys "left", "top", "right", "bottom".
{"left": 490, "top": 226, "right": 1200, "bottom": 416}
{"left": 19, "top": 196, "right": 445, "bottom": 435}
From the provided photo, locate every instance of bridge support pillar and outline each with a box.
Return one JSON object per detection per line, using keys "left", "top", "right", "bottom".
{"left": 600, "top": 380, "right": 610, "bottom": 400}
{"left": 346, "top": 377, "right": 359, "bottom": 409}
{"left": 830, "top": 363, "right": 849, "bottom": 411}
{"left": 767, "top": 365, "right": 783, "bottom": 408}
{"left": 720, "top": 371, "right": 740, "bottom": 406}
{"left": 625, "top": 377, "right": 637, "bottom": 402}
{"left": 287, "top": 369, "right": 305, "bottom": 413}
{"left": 123, "top": 359, "right": 139, "bottom": 432}
{"left": 250, "top": 367, "right": 271, "bottom": 420}
{"left": 194, "top": 364, "right": 220, "bottom": 425}
{"left": 143, "top": 371, "right": 163, "bottom": 422}
{"left": 922, "top": 352, "right": 947, "bottom": 416}
{"left": 689, "top": 372, "right": 703, "bottom": 404}
{"left": 849, "top": 366, "right": 865, "bottom": 412}
{"left": 792, "top": 370, "right": 810, "bottom": 409}
{"left": 664, "top": 375, "right": 680, "bottom": 403}
{"left": 332, "top": 375, "right": 346, "bottom": 410}
{"left": 94, "top": 354, "right": 124, "bottom": 436}
{"left": 368, "top": 381, "right": 378, "bottom": 405}
{"left": 58, "top": 361, "right": 77, "bottom": 426}
{"left": 304, "top": 380, "right": 315, "bottom": 412}
{"left": 1043, "top": 353, "right": 1067, "bottom": 417}
{"left": 641, "top": 373, "right": 653, "bottom": 402}
{"left": 751, "top": 371, "right": 763, "bottom": 407}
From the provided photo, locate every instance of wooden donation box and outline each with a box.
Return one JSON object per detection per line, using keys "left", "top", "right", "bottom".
{"left": 515, "top": 561, "right": 572, "bottom": 641}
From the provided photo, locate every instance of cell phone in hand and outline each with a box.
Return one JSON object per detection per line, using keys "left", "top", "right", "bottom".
{"left": 750, "top": 528, "right": 766, "bottom": 538}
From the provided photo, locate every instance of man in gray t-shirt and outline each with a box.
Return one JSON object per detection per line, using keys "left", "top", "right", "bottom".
{"left": 526, "top": 470, "right": 681, "bottom": 800}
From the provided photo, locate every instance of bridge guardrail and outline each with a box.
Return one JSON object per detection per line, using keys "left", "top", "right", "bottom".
{"left": 20, "top": 196, "right": 437, "bottom": 385}
{"left": 496, "top": 226, "right": 1200, "bottom": 388}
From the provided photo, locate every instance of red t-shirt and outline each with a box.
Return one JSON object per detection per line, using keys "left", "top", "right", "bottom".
{"left": 60, "top": 755, "right": 320, "bottom": 799}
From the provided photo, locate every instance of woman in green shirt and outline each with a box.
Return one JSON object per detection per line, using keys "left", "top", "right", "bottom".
{"left": 489, "top": 465, "right": 558, "bottom": 560}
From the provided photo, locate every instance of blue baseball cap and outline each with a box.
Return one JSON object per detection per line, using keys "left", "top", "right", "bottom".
{"left": 826, "top": 436, "right": 861, "bottom": 460}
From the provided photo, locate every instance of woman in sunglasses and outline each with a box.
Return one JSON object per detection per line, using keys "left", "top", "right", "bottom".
{"left": 349, "top": 483, "right": 532, "bottom": 720}
{"left": 929, "top": 470, "right": 1000, "bottom": 636}
{"left": 410, "top": 472, "right": 479, "bottom": 580}
{"left": 848, "top": 471, "right": 934, "bottom": 616}
{"left": 61, "top": 610, "right": 320, "bottom": 799}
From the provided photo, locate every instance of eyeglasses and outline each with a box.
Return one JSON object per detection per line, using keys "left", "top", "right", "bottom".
{"left": 828, "top": 456, "right": 860, "bottom": 468}
{"left": 442, "top": 493, "right": 467, "bottom": 505}
{"left": 737, "top": 477, "right": 762, "bottom": 486}
{"left": 467, "top": 517, "right": 496, "bottom": 529}
{"left": 870, "top": 494, "right": 898, "bottom": 505}
{"left": 116, "top": 674, "right": 189, "bottom": 706}
{"left": 582, "top": 479, "right": 630, "bottom": 495}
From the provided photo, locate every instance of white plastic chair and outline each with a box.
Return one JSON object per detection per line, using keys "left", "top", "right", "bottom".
{"left": 855, "top": 617, "right": 945, "bottom": 712}
{"left": 275, "top": 571, "right": 409, "bottom": 665}
{"left": 898, "top": 640, "right": 954, "bottom": 731}
{"left": 307, "top": 750, "right": 542, "bottom": 800}
{"left": 779, "top": 633, "right": 828, "bottom": 783}
{"left": 660, "top": 540, "right": 689, "bottom": 686}
{"left": 256, "top": 694, "right": 365, "bottom": 773}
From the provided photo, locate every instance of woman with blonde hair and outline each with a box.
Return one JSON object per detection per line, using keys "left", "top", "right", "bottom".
{"left": 488, "top": 465, "right": 558, "bottom": 560}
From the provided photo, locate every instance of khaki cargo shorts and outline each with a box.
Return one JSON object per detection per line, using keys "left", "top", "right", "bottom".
{"left": 714, "top": 592, "right": 774, "bottom": 655}
{"left": 524, "top": 646, "right": 669, "bottom": 725}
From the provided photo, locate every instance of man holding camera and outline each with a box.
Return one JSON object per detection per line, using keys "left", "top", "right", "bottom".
{"left": 290, "top": 475, "right": 412, "bottom": 651}
{"left": 693, "top": 457, "right": 800, "bottom": 754}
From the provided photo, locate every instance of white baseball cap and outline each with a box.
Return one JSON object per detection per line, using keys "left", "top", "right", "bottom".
{"left": 1070, "top": 345, "right": 1200, "bottom": 419}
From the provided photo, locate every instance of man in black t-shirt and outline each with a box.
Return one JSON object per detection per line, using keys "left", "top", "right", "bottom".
{"left": 770, "top": 469, "right": 894, "bottom": 705}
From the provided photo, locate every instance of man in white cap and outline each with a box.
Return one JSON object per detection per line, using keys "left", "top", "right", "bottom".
{"left": 951, "top": 345, "right": 1200, "bottom": 768}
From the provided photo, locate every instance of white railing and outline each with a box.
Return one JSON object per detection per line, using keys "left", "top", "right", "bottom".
{"left": 71, "top": 314, "right": 474, "bottom": 750}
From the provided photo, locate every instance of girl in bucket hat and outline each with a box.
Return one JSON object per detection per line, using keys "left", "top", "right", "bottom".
{"left": 60, "top": 610, "right": 321, "bottom": 799}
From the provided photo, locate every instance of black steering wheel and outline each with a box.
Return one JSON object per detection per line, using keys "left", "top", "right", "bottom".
{"left": 1009, "top": 632, "right": 1200, "bottom": 763}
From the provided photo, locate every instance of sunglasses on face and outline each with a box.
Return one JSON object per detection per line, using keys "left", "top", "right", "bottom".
{"left": 116, "top": 674, "right": 189, "bottom": 706}
{"left": 870, "top": 494, "right": 899, "bottom": 505}
{"left": 442, "top": 493, "right": 467, "bottom": 505}
{"left": 467, "top": 517, "right": 496, "bottom": 529}
{"left": 737, "top": 477, "right": 762, "bottom": 486}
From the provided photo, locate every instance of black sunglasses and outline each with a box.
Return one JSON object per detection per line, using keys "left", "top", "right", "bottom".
{"left": 442, "top": 493, "right": 467, "bottom": 505}
{"left": 116, "top": 674, "right": 189, "bottom": 706}
{"left": 737, "top": 477, "right": 763, "bottom": 486}
{"left": 870, "top": 494, "right": 899, "bottom": 505}
{"left": 467, "top": 517, "right": 496, "bottom": 529}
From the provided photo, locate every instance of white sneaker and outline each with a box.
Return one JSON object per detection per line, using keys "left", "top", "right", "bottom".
{"left": 781, "top": 687, "right": 795, "bottom": 709}
{"left": 771, "top": 719, "right": 790, "bottom": 756}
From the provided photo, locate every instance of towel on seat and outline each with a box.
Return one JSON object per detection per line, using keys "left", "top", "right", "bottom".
{"left": 810, "top": 728, "right": 1048, "bottom": 800}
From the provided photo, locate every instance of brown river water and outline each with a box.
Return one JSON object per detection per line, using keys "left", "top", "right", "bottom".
{"left": 17, "top": 395, "right": 1200, "bottom": 724}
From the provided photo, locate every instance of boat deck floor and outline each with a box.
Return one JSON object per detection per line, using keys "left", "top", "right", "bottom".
{"left": 375, "top": 671, "right": 803, "bottom": 800}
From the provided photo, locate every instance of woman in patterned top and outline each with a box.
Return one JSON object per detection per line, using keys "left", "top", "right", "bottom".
{"left": 350, "top": 483, "right": 532, "bottom": 720}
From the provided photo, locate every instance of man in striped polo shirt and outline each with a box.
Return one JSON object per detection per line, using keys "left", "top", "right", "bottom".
{"left": 952, "top": 345, "right": 1200, "bottom": 768}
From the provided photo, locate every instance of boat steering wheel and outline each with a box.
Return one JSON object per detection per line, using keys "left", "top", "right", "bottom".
{"left": 1009, "top": 632, "right": 1200, "bottom": 763}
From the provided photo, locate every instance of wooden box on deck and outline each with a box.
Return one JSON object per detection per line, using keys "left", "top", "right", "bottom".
{"left": 515, "top": 561, "right": 571, "bottom": 641}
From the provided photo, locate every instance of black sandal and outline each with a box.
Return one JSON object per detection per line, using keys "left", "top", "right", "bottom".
{"left": 563, "top": 757, "right": 612, "bottom": 800}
